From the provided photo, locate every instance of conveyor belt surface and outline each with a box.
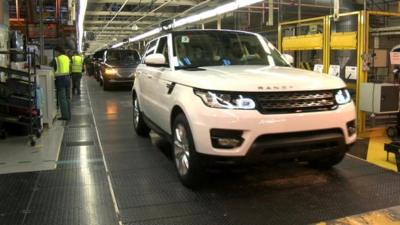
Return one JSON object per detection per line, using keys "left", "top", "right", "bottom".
{"left": 86, "top": 78, "right": 400, "bottom": 225}
{"left": 1, "top": 77, "right": 400, "bottom": 225}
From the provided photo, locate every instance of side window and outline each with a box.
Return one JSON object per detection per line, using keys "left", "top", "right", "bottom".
{"left": 156, "top": 37, "right": 169, "bottom": 65}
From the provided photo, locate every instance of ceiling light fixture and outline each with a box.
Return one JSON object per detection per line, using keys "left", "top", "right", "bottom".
{"left": 122, "top": 0, "right": 263, "bottom": 45}
{"left": 132, "top": 24, "right": 139, "bottom": 31}
{"left": 77, "top": 0, "right": 88, "bottom": 53}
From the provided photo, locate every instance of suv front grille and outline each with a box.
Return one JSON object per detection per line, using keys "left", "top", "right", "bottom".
{"left": 117, "top": 68, "right": 136, "bottom": 78}
{"left": 256, "top": 90, "right": 338, "bottom": 114}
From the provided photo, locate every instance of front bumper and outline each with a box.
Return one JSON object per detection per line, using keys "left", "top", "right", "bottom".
{"left": 188, "top": 99, "right": 356, "bottom": 158}
{"left": 108, "top": 78, "right": 134, "bottom": 84}
{"left": 102, "top": 67, "right": 136, "bottom": 84}
{"left": 104, "top": 76, "right": 134, "bottom": 84}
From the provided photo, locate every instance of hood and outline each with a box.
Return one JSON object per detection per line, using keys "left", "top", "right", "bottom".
{"left": 172, "top": 66, "right": 346, "bottom": 92}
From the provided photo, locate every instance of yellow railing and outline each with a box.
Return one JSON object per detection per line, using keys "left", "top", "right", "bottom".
{"left": 278, "top": 10, "right": 400, "bottom": 134}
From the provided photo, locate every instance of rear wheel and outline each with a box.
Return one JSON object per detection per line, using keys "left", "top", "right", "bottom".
{"left": 308, "top": 152, "right": 346, "bottom": 169}
{"left": 172, "top": 114, "right": 203, "bottom": 188}
{"left": 132, "top": 94, "right": 150, "bottom": 136}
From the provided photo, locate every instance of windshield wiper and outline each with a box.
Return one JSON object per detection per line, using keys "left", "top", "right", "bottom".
{"left": 175, "top": 65, "right": 207, "bottom": 71}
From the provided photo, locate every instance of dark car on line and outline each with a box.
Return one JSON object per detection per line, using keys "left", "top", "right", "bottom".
{"left": 96, "top": 49, "right": 141, "bottom": 90}
{"left": 92, "top": 49, "right": 106, "bottom": 81}
{"left": 84, "top": 55, "right": 95, "bottom": 77}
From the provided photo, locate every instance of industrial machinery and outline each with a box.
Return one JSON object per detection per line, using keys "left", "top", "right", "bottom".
{"left": 383, "top": 45, "right": 400, "bottom": 138}
{"left": 359, "top": 83, "right": 399, "bottom": 114}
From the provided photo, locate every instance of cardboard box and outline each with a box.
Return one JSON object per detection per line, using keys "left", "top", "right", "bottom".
{"left": 373, "top": 49, "right": 388, "bottom": 67}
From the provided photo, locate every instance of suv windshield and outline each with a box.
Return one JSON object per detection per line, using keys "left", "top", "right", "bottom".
{"left": 173, "top": 31, "right": 290, "bottom": 69}
{"left": 106, "top": 50, "right": 140, "bottom": 64}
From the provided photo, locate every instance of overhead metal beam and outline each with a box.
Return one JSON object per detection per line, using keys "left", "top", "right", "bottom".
{"left": 92, "top": 31, "right": 134, "bottom": 34}
{"left": 86, "top": 11, "right": 175, "bottom": 17}
{"left": 85, "top": 27, "right": 139, "bottom": 31}
{"left": 97, "top": 0, "right": 130, "bottom": 37}
{"left": 87, "top": 0, "right": 197, "bottom": 6}
{"left": 136, "top": 0, "right": 211, "bottom": 31}
{"left": 117, "top": 0, "right": 211, "bottom": 41}
{"left": 84, "top": 20, "right": 153, "bottom": 25}
{"left": 125, "top": 0, "right": 173, "bottom": 28}
{"left": 96, "top": 34, "right": 130, "bottom": 36}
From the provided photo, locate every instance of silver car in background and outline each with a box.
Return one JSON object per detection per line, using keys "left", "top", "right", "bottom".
{"left": 99, "top": 49, "right": 141, "bottom": 90}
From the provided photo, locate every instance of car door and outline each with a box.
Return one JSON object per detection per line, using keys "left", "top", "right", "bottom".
{"left": 146, "top": 35, "right": 175, "bottom": 132}
{"left": 137, "top": 39, "right": 158, "bottom": 118}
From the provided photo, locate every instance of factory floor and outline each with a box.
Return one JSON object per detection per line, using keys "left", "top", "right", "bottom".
{"left": 1, "top": 76, "right": 400, "bottom": 225}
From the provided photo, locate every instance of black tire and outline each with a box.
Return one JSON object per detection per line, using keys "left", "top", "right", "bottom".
{"left": 308, "top": 151, "right": 346, "bottom": 170}
{"left": 95, "top": 72, "right": 101, "bottom": 81}
{"left": 132, "top": 94, "right": 150, "bottom": 136}
{"left": 172, "top": 113, "right": 203, "bottom": 188}
{"left": 103, "top": 79, "right": 111, "bottom": 91}
{"left": 35, "top": 130, "right": 42, "bottom": 138}
{"left": 387, "top": 126, "right": 398, "bottom": 138}
{"left": 30, "top": 137, "right": 36, "bottom": 147}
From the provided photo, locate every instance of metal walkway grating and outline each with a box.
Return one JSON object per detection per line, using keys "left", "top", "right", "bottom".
{"left": 0, "top": 78, "right": 118, "bottom": 225}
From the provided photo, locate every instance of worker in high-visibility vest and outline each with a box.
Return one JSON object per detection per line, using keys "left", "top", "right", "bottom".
{"left": 71, "top": 51, "right": 84, "bottom": 95}
{"left": 51, "top": 46, "right": 71, "bottom": 121}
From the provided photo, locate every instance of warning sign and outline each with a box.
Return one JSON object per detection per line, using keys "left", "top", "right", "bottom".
{"left": 391, "top": 52, "right": 400, "bottom": 65}
{"left": 329, "top": 65, "right": 341, "bottom": 77}
{"left": 345, "top": 66, "right": 357, "bottom": 80}
{"left": 314, "top": 64, "right": 324, "bottom": 73}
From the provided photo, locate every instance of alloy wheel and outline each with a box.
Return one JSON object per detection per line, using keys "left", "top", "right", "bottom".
{"left": 174, "top": 124, "right": 191, "bottom": 176}
{"left": 133, "top": 98, "right": 140, "bottom": 128}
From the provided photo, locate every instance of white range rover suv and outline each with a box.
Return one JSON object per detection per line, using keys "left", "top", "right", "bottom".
{"left": 132, "top": 29, "right": 356, "bottom": 187}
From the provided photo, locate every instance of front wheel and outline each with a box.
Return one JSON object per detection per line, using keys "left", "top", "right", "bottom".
{"left": 103, "top": 79, "right": 111, "bottom": 91}
{"left": 172, "top": 114, "right": 203, "bottom": 188}
{"left": 132, "top": 94, "right": 150, "bottom": 136}
{"left": 308, "top": 151, "right": 346, "bottom": 169}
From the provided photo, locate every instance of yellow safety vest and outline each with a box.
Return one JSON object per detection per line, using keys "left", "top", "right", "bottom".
{"left": 55, "top": 54, "right": 70, "bottom": 76}
{"left": 71, "top": 55, "right": 83, "bottom": 73}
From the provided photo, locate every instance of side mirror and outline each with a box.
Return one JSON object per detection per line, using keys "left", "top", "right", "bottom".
{"left": 282, "top": 54, "right": 294, "bottom": 64}
{"left": 145, "top": 53, "right": 166, "bottom": 66}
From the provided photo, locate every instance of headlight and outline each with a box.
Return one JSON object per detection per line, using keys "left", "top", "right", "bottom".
{"left": 194, "top": 89, "right": 256, "bottom": 110}
{"left": 335, "top": 89, "right": 351, "bottom": 105}
{"left": 104, "top": 68, "right": 117, "bottom": 75}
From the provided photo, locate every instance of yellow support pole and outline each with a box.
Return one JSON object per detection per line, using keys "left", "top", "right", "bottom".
{"left": 357, "top": 10, "right": 367, "bottom": 134}
{"left": 278, "top": 24, "right": 282, "bottom": 51}
{"left": 356, "top": 11, "right": 362, "bottom": 133}
{"left": 323, "top": 16, "right": 330, "bottom": 74}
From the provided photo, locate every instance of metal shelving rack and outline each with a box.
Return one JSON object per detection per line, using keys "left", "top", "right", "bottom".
{"left": 0, "top": 50, "right": 42, "bottom": 146}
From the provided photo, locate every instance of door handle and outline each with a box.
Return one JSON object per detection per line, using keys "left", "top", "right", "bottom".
{"left": 166, "top": 82, "right": 176, "bottom": 94}
{"left": 147, "top": 75, "right": 153, "bottom": 79}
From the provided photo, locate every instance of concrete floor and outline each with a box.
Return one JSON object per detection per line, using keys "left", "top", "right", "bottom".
{"left": 0, "top": 121, "right": 64, "bottom": 174}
